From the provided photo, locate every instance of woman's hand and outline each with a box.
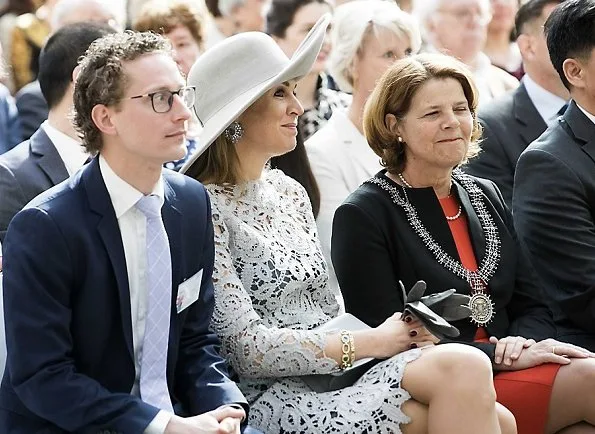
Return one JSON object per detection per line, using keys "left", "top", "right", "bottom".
{"left": 489, "top": 335, "right": 535, "bottom": 366}
{"left": 496, "top": 338, "right": 595, "bottom": 371}
{"left": 362, "top": 312, "right": 440, "bottom": 359}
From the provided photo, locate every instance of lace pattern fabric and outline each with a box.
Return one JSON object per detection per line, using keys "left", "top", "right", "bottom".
{"left": 206, "top": 169, "right": 420, "bottom": 432}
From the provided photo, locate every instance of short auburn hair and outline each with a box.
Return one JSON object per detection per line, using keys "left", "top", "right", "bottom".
{"left": 134, "top": 0, "right": 204, "bottom": 50}
{"left": 363, "top": 53, "right": 482, "bottom": 174}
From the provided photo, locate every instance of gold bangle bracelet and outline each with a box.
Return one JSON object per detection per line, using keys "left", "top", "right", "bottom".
{"left": 340, "top": 330, "right": 353, "bottom": 370}
{"left": 349, "top": 332, "right": 355, "bottom": 366}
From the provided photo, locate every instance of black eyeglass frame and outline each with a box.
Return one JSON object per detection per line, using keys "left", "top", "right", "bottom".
{"left": 128, "top": 86, "right": 196, "bottom": 113}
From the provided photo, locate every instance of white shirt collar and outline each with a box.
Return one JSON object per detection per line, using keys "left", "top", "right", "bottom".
{"left": 98, "top": 154, "right": 165, "bottom": 219}
{"left": 523, "top": 74, "right": 568, "bottom": 126}
{"left": 576, "top": 103, "right": 595, "bottom": 126}
{"left": 41, "top": 120, "right": 88, "bottom": 175}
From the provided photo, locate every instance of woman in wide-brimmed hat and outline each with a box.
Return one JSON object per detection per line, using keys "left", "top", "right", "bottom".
{"left": 181, "top": 15, "right": 515, "bottom": 434}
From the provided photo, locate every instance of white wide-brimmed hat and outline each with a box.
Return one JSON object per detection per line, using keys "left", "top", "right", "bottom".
{"left": 180, "top": 13, "right": 331, "bottom": 174}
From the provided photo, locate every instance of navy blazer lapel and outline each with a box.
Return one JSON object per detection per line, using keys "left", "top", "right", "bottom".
{"left": 562, "top": 101, "right": 595, "bottom": 164}
{"left": 83, "top": 158, "right": 134, "bottom": 361}
{"left": 30, "top": 128, "right": 69, "bottom": 186}
{"left": 513, "top": 83, "right": 548, "bottom": 146}
{"left": 162, "top": 178, "right": 183, "bottom": 367}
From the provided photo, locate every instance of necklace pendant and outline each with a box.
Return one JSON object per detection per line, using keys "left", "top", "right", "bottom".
{"left": 468, "top": 292, "right": 495, "bottom": 326}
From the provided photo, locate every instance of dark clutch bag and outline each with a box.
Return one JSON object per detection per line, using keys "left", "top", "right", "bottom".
{"left": 301, "top": 313, "right": 379, "bottom": 393}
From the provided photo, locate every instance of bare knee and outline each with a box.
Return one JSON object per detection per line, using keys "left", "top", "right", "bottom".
{"left": 435, "top": 344, "right": 496, "bottom": 400}
{"left": 436, "top": 344, "right": 494, "bottom": 382}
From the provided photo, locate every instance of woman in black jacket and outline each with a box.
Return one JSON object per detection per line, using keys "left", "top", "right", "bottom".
{"left": 332, "top": 52, "right": 595, "bottom": 434}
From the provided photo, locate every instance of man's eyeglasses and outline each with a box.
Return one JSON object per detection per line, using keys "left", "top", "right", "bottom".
{"left": 437, "top": 9, "right": 492, "bottom": 26}
{"left": 128, "top": 86, "right": 196, "bottom": 113}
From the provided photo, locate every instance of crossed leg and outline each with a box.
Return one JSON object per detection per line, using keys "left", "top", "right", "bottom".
{"left": 398, "top": 343, "right": 516, "bottom": 434}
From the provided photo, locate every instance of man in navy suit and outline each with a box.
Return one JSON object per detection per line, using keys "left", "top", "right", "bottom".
{"left": 0, "top": 31, "right": 250, "bottom": 433}
{"left": 464, "top": 0, "right": 568, "bottom": 207}
{"left": 0, "top": 23, "right": 117, "bottom": 242}
{"left": 514, "top": 0, "right": 595, "bottom": 351}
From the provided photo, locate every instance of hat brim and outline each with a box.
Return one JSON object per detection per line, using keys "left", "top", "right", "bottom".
{"left": 180, "top": 13, "right": 331, "bottom": 175}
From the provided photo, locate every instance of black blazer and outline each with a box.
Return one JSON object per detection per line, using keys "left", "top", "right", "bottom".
{"left": 513, "top": 101, "right": 595, "bottom": 351}
{"left": 0, "top": 127, "right": 68, "bottom": 242}
{"left": 0, "top": 158, "right": 247, "bottom": 433}
{"left": 332, "top": 171, "right": 556, "bottom": 361}
{"left": 464, "top": 82, "right": 547, "bottom": 207}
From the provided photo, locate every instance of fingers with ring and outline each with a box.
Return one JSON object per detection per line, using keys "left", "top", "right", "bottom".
{"left": 552, "top": 346, "right": 557, "bottom": 355}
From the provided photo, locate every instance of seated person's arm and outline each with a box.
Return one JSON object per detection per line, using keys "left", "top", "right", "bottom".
{"left": 209, "top": 199, "right": 344, "bottom": 378}
{"left": 332, "top": 200, "right": 497, "bottom": 361}
{"left": 514, "top": 148, "right": 595, "bottom": 334}
{"left": 173, "top": 189, "right": 248, "bottom": 417}
{"left": 332, "top": 201, "right": 403, "bottom": 328}
{"left": 3, "top": 208, "right": 160, "bottom": 433}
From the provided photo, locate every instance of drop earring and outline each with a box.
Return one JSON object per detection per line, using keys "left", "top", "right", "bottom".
{"left": 224, "top": 121, "right": 244, "bottom": 144}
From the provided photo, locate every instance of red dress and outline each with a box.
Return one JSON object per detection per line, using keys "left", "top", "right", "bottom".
{"left": 439, "top": 195, "right": 559, "bottom": 434}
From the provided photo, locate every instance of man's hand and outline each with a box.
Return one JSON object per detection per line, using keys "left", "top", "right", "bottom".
{"left": 165, "top": 406, "right": 245, "bottom": 434}
{"left": 496, "top": 338, "right": 595, "bottom": 371}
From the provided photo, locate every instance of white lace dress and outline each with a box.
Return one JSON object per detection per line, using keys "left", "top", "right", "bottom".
{"left": 206, "top": 169, "right": 421, "bottom": 433}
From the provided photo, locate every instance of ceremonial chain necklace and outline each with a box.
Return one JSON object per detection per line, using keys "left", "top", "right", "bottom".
{"left": 367, "top": 169, "right": 500, "bottom": 325}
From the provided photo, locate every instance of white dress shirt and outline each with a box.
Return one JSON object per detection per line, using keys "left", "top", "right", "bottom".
{"left": 306, "top": 110, "right": 381, "bottom": 308}
{"left": 41, "top": 121, "right": 88, "bottom": 175}
{"left": 576, "top": 103, "right": 595, "bottom": 126}
{"left": 98, "top": 155, "right": 170, "bottom": 433}
{"left": 523, "top": 74, "right": 568, "bottom": 127}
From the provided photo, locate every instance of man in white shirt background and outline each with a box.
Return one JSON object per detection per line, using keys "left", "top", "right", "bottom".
{"left": 464, "top": 0, "right": 568, "bottom": 207}
{"left": 0, "top": 22, "right": 116, "bottom": 241}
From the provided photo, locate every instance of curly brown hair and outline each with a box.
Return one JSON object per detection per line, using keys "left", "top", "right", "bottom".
{"left": 133, "top": 1, "right": 205, "bottom": 50}
{"left": 363, "top": 53, "right": 482, "bottom": 174}
{"left": 72, "top": 31, "right": 172, "bottom": 154}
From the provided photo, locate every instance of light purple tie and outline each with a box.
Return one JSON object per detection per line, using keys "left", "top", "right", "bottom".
{"left": 136, "top": 194, "right": 174, "bottom": 412}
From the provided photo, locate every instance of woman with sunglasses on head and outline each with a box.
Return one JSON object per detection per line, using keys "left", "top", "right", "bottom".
{"left": 181, "top": 16, "right": 516, "bottom": 434}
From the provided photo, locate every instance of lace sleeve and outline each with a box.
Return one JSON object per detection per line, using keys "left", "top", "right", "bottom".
{"left": 209, "top": 201, "right": 338, "bottom": 379}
